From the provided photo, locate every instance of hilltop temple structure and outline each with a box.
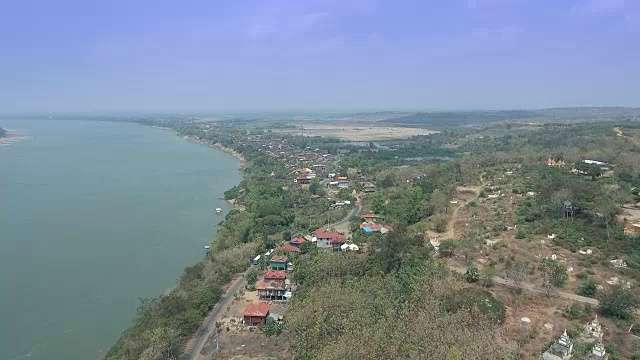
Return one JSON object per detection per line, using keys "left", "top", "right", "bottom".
{"left": 542, "top": 329, "right": 574, "bottom": 360}
{"left": 586, "top": 316, "right": 603, "bottom": 341}
{"left": 585, "top": 337, "right": 609, "bottom": 360}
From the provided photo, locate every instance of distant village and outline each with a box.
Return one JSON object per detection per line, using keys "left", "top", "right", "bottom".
{"left": 189, "top": 122, "right": 397, "bottom": 329}
{"left": 185, "top": 122, "right": 630, "bottom": 358}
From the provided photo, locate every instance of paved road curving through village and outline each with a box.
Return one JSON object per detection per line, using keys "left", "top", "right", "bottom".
{"left": 182, "top": 189, "right": 361, "bottom": 359}
{"left": 182, "top": 268, "right": 251, "bottom": 360}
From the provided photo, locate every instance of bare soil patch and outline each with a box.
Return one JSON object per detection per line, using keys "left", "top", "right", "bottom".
{"left": 278, "top": 124, "right": 438, "bottom": 141}
{"left": 207, "top": 288, "right": 289, "bottom": 360}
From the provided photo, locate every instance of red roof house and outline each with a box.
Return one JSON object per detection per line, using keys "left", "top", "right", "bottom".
{"left": 256, "top": 279, "right": 287, "bottom": 300}
{"left": 263, "top": 270, "right": 288, "bottom": 281}
{"left": 289, "top": 236, "right": 306, "bottom": 248}
{"left": 277, "top": 244, "right": 302, "bottom": 253}
{"left": 360, "top": 213, "right": 382, "bottom": 221}
{"left": 313, "top": 227, "right": 347, "bottom": 249}
{"left": 243, "top": 303, "right": 270, "bottom": 326}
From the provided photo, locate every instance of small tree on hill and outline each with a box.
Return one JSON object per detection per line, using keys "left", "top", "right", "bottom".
{"left": 480, "top": 266, "right": 496, "bottom": 288}
{"left": 599, "top": 284, "right": 638, "bottom": 320}
{"left": 579, "top": 280, "right": 598, "bottom": 298}
{"left": 438, "top": 240, "right": 456, "bottom": 257}
{"left": 540, "top": 257, "right": 568, "bottom": 297}
{"left": 246, "top": 268, "right": 259, "bottom": 286}
{"left": 465, "top": 266, "right": 480, "bottom": 283}
{"left": 504, "top": 261, "right": 529, "bottom": 291}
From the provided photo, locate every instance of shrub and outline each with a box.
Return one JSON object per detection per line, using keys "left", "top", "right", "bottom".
{"left": 578, "top": 280, "right": 598, "bottom": 297}
{"left": 465, "top": 266, "right": 480, "bottom": 283}
{"left": 576, "top": 271, "right": 589, "bottom": 280}
{"left": 599, "top": 285, "right": 638, "bottom": 320}
{"left": 439, "top": 240, "right": 456, "bottom": 257}
{"left": 444, "top": 289, "right": 506, "bottom": 325}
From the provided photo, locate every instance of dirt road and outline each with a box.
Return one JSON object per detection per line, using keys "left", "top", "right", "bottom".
{"left": 448, "top": 266, "right": 599, "bottom": 305}
{"left": 182, "top": 268, "right": 251, "bottom": 360}
{"left": 443, "top": 184, "right": 483, "bottom": 239}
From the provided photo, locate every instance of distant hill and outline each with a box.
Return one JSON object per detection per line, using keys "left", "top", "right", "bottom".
{"left": 380, "top": 107, "right": 640, "bottom": 127}
{"left": 536, "top": 107, "right": 640, "bottom": 118}
{"left": 382, "top": 110, "right": 541, "bottom": 126}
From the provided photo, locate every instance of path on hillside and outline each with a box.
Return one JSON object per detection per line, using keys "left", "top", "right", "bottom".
{"left": 444, "top": 173, "right": 599, "bottom": 306}
{"left": 443, "top": 184, "right": 483, "bottom": 239}
{"left": 614, "top": 126, "right": 640, "bottom": 145}
{"left": 428, "top": 173, "right": 485, "bottom": 241}
{"left": 448, "top": 266, "right": 599, "bottom": 305}
{"left": 182, "top": 268, "right": 251, "bottom": 360}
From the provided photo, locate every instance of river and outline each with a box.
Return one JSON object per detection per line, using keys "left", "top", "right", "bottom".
{"left": 0, "top": 119, "right": 241, "bottom": 360}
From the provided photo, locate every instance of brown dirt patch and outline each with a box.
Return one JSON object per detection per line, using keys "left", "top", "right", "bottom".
{"left": 278, "top": 124, "right": 438, "bottom": 141}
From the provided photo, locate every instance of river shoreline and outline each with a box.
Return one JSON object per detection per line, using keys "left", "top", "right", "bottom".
{"left": 0, "top": 129, "right": 29, "bottom": 146}
{"left": 180, "top": 134, "right": 247, "bottom": 168}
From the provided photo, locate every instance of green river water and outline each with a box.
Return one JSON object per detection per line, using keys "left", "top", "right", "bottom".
{"left": 0, "top": 119, "right": 241, "bottom": 360}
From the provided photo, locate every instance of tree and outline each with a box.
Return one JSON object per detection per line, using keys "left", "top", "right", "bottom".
{"left": 458, "top": 238, "right": 476, "bottom": 265}
{"left": 138, "top": 327, "right": 181, "bottom": 360}
{"left": 599, "top": 284, "right": 638, "bottom": 320}
{"left": 465, "top": 266, "right": 480, "bottom": 283}
{"left": 540, "top": 258, "right": 568, "bottom": 296}
{"left": 309, "top": 180, "right": 325, "bottom": 196}
{"left": 429, "top": 188, "right": 449, "bottom": 214}
{"left": 379, "top": 173, "right": 395, "bottom": 188}
{"left": 438, "top": 239, "right": 456, "bottom": 257}
{"left": 480, "top": 266, "right": 496, "bottom": 287}
{"left": 575, "top": 162, "right": 603, "bottom": 180}
{"left": 432, "top": 213, "right": 449, "bottom": 233}
{"left": 579, "top": 280, "right": 598, "bottom": 298}
{"left": 591, "top": 193, "right": 618, "bottom": 243}
{"left": 246, "top": 268, "right": 259, "bottom": 285}
{"left": 504, "top": 261, "right": 529, "bottom": 290}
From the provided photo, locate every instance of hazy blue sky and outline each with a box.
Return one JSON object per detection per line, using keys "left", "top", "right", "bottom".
{"left": 1, "top": 0, "right": 639, "bottom": 113}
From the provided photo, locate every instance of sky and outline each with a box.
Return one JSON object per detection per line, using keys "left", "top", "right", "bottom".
{"left": 1, "top": 0, "right": 639, "bottom": 113}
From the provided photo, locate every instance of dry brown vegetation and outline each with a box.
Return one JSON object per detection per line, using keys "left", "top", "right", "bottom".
{"left": 286, "top": 259, "right": 515, "bottom": 360}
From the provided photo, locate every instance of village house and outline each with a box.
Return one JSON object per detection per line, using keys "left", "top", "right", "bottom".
{"left": 270, "top": 255, "right": 288, "bottom": 270}
{"left": 256, "top": 279, "right": 287, "bottom": 300}
{"left": 277, "top": 244, "right": 301, "bottom": 254}
{"left": 243, "top": 302, "right": 270, "bottom": 326}
{"left": 360, "top": 213, "right": 382, "bottom": 222}
{"left": 362, "top": 182, "right": 377, "bottom": 193}
{"left": 263, "top": 270, "right": 287, "bottom": 281}
{"left": 313, "top": 227, "right": 347, "bottom": 249}
{"left": 360, "top": 223, "right": 393, "bottom": 234}
{"left": 337, "top": 176, "right": 349, "bottom": 189}
{"left": 294, "top": 177, "right": 311, "bottom": 185}
{"left": 289, "top": 236, "right": 306, "bottom": 248}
